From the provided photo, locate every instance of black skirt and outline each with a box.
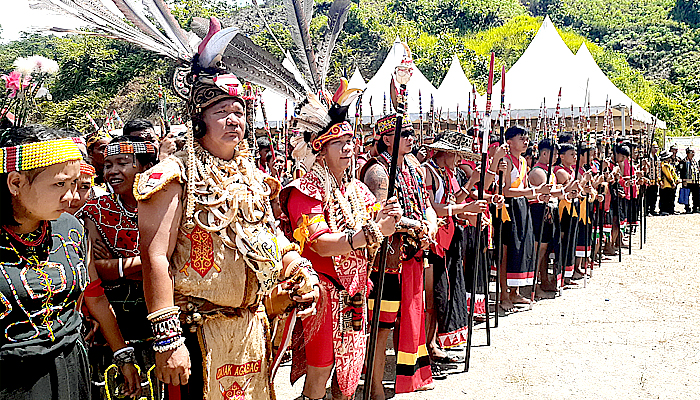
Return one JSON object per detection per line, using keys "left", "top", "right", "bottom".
{"left": 0, "top": 337, "right": 90, "bottom": 400}
{"left": 503, "top": 197, "right": 535, "bottom": 287}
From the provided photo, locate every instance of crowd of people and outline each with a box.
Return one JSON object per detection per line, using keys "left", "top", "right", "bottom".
{"left": 0, "top": 10, "right": 670, "bottom": 400}
{"left": 0, "top": 83, "right": 665, "bottom": 400}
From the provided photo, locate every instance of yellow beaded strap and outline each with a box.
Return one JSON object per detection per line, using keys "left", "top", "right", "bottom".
{"left": 0, "top": 138, "right": 82, "bottom": 173}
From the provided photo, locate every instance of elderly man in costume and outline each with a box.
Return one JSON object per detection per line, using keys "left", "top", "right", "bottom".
{"left": 279, "top": 81, "right": 402, "bottom": 400}
{"left": 137, "top": 66, "right": 320, "bottom": 399}
{"left": 360, "top": 113, "right": 438, "bottom": 398}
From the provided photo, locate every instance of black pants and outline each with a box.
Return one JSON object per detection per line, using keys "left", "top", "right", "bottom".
{"left": 688, "top": 183, "right": 700, "bottom": 211}
{"left": 647, "top": 185, "right": 658, "bottom": 214}
{"left": 659, "top": 187, "right": 676, "bottom": 214}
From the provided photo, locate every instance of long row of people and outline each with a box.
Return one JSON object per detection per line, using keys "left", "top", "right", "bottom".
{"left": 0, "top": 73, "right": 656, "bottom": 400}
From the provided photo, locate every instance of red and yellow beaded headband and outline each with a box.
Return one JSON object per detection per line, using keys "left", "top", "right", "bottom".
{"left": 0, "top": 138, "right": 82, "bottom": 174}
{"left": 80, "top": 162, "right": 96, "bottom": 177}
{"left": 312, "top": 121, "right": 353, "bottom": 151}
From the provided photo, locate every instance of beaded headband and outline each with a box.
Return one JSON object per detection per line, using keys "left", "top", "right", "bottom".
{"left": 85, "top": 130, "right": 112, "bottom": 149}
{"left": 376, "top": 114, "right": 413, "bottom": 136}
{"left": 71, "top": 137, "right": 86, "bottom": 147}
{"left": 311, "top": 121, "right": 353, "bottom": 151}
{"left": 80, "top": 162, "right": 96, "bottom": 177}
{"left": 0, "top": 138, "right": 82, "bottom": 174}
{"left": 103, "top": 141, "right": 157, "bottom": 158}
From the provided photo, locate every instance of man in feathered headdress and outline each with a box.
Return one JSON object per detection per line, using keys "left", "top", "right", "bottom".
{"left": 280, "top": 79, "right": 402, "bottom": 400}
{"left": 135, "top": 24, "right": 320, "bottom": 400}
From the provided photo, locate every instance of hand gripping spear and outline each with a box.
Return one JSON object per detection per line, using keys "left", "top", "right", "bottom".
{"left": 494, "top": 65, "right": 506, "bottom": 329}
{"left": 465, "top": 52, "right": 495, "bottom": 372}
{"left": 362, "top": 46, "right": 413, "bottom": 400}
{"left": 529, "top": 88, "right": 559, "bottom": 308}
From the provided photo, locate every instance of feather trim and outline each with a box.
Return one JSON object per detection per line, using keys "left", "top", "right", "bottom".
{"left": 284, "top": 0, "right": 319, "bottom": 92}
{"left": 221, "top": 35, "right": 307, "bottom": 101}
{"left": 315, "top": 0, "right": 351, "bottom": 89}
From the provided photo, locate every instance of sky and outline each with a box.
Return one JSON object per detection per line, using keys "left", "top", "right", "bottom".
{"left": 0, "top": 0, "right": 254, "bottom": 44}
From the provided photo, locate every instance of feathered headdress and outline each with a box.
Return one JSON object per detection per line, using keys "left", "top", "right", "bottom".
{"left": 292, "top": 77, "right": 361, "bottom": 153}
{"left": 31, "top": 0, "right": 354, "bottom": 106}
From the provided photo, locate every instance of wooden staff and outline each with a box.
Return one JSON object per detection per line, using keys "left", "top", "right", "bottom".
{"left": 465, "top": 52, "right": 495, "bottom": 372}
{"left": 493, "top": 65, "right": 506, "bottom": 329}
{"left": 362, "top": 57, "right": 413, "bottom": 400}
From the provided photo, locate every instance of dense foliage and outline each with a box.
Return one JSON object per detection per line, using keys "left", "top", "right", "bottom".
{"left": 0, "top": 0, "right": 697, "bottom": 135}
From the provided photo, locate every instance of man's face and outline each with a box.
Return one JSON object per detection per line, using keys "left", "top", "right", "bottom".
{"left": 200, "top": 99, "right": 246, "bottom": 155}
{"left": 130, "top": 127, "right": 158, "bottom": 143}
{"left": 561, "top": 149, "right": 577, "bottom": 166}
{"left": 507, "top": 134, "right": 529, "bottom": 153}
{"left": 383, "top": 127, "right": 415, "bottom": 156}
{"left": 671, "top": 148, "right": 678, "bottom": 156}
{"left": 688, "top": 150, "right": 695, "bottom": 159}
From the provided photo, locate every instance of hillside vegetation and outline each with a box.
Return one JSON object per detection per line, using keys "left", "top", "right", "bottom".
{"left": 0, "top": 0, "right": 697, "bottom": 135}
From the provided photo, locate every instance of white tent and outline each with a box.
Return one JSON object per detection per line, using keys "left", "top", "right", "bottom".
{"left": 360, "top": 37, "right": 438, "bottom": 121}
{"left": 572, "top": 43, "right": 666, "bottom": 129}
{"left": 435, "top": 54, "right": 483, "bottom": 119}
{"left": 491, "top": 15, "right": 665, "bottom": 129}
{"left": 348, "top": 66, "right": 366, "bottom": 90}
{"left": 255, "top": 89, "right": 289, "bottom": 126}
{"left": 491, "top": 16, "right": 576, "bottom": 114}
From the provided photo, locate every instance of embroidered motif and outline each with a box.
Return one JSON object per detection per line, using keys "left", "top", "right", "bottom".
{"left": 219, "top": 378, "right": 252, "bottom": 400}
{"left": 0, "top": 292, "right": 11, "bottom": 320}
{"left": 182, "top": 225, "right": 220, "bottom": 278}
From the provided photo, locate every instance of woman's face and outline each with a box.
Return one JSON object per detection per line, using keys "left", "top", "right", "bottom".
{"left": 200, "top": 99, "right": 246, "bottom": 159}
{"left": 104, "top": 154, "right": 146, "bottom": 198}
{"left": 12, "top": 160, "right": 80, "bottom": 222}
{"left": 66, "top": 174, "right": 93, "bottom": 215}
{"left": 322, "top": 135, "right": 354, "bottom": 173}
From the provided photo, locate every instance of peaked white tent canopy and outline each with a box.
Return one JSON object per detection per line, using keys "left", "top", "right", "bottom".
{"left": 360, "top": 37, "right": 438, "bottom": 120}
{"left": 492, "top": 16, "right": 576, "bottom": 113}
{"left": 255, "top": 89, "right": 288, "bottom": 125}
{"left": 435, "top": 55, "right": 483, "bottom": 118}
{"left": 572, "top": 43, "right": 665, "bottom": 129}
{"left": 348, "top": 66, "right": 366, "bottom": 90}
{"left": 492, "top": 15, "right": 664, "bottom": 128}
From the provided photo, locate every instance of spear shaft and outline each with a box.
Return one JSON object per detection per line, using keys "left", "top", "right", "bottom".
{"left": 465, "top": 52, "right": 495, "bottom": 372}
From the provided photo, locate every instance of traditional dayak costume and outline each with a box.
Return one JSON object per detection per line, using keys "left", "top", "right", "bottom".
{"left": 360, "top": 114, "right": 433, "bottom": 393}
{"left": 504, "top": 153, "right": 536, "bottom": 287}
{"left": 0, "top": 139, "right": 92, "bottom": 398}
{"left": 278, "top": 82, "right": 379, "bottom": 398}
{"left": 530, "top": 161, "right": 560, "bottom": 281}
{"left": 423, "top": 131, "right": 479, "bottom": 348}
{"left": 554, "top": 164, "right": 577, "bottom": 280}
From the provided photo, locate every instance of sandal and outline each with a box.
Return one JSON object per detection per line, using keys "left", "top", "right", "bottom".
{"left": 430, "top": 363, "right": 447, "bottom": 380}
{"left": 432, "top": 354, "right": 462, "bottom": 364}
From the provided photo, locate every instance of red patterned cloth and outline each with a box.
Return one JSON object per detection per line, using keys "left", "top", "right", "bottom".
{"left": 281, "top": 173, "right": 376, "bottom": 398}
{"left": 78, "top": 194, "right": 139, "bottom": 258}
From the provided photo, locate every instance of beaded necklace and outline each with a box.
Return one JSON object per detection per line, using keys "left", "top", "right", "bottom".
{"left": 379, "top": 152, "right": 426, "bottom": 220}
{"left": 2, "top": 221, "right": 49, "bottom": 247}
{"left": 310, "top": 163, "right": 371, "bottom": 233}
{"left": 184, "top": 140, "right": 274, "bottom": 243}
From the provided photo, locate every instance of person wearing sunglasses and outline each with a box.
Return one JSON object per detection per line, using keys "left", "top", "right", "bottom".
{"left": 360, "top": 114, "right": 438, "bottom": 398}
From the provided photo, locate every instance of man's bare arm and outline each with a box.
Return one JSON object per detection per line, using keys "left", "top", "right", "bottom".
{"left": 363, "top": 163, "right": 389, "bottom": 202}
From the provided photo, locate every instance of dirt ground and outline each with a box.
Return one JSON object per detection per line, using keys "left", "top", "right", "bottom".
{"left": 273, "top": 212, "right": 700, "bottom": 400}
